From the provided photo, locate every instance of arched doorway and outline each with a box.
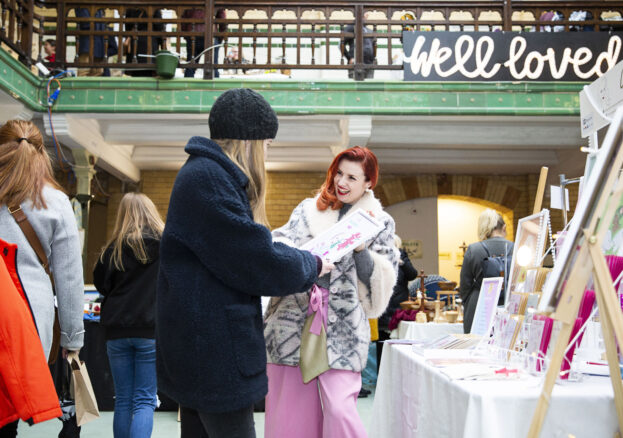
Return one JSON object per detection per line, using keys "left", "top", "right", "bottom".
{"left": 438, "top": 196, "right": 513, "bottom": 283}
{"left": 385, "top": 195, "right": 513, "bottom": 284}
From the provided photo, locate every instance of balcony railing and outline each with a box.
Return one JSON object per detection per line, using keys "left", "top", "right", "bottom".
{"left": 1, "top": 0, "right": 622, "bottom": 80}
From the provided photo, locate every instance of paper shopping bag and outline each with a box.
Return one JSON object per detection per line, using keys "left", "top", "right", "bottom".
{"left": 68, "top": 352, "right": 100, "bottom": 426}
{"left": 299, "top": 314, "right": 330, "bottom": 384}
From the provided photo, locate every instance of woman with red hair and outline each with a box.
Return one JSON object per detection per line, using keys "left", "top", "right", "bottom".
{"left": 264, "top": 146, "right": 399, "bottom": 437}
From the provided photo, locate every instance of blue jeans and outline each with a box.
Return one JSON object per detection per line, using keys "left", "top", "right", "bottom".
{"left": 107, "top": 338, "right": 157, "bottom": 438}
{"left": 184, "top": 37, "right": 221, "bottom": 78}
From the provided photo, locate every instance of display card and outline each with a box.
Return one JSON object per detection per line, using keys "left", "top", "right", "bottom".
{"left": 301, "top": 208, "right": 383, "bottom": 263}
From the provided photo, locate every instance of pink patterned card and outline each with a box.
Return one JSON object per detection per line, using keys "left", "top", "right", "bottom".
{"left": 534, "top": 314, "right": 553, "bottom": 372}
{"left": 301, "top": 209, "right": 383, "bottom": 263}
{"left": 560, "top": 317, "right": 584, "bottom": 379}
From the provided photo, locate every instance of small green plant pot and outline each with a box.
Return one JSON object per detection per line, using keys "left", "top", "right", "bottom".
{"left": 155, "top": 50, "right": 179, "bottom": 79}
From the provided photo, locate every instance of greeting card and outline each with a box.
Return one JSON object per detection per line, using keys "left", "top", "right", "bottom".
{"left": 546, "top": 320, "right": 563, "bottom": 360}
{"left": 525, "top": 293, "right": 541, "bottom": 313}
{"left": 560, "top": 317, "right": 585, "bottom": 379}
{"left": 507, "top": 292, "right": 528, "bottom": 315}
{"left": 531, "top": 314, "right": 553, "bottom": 372}
{"left": 487, "top": 310, "right": 509, "bottom": 348}
{"left": 507, "top": 315, "right": 525, "bottom": 352}
{"left": 527, "top": 316, "right": 545, "bottom": 357}
{"left": 470, "top": 277, "right": 504, "bottom": 336}
{"left": 500, "top": 315, "right": 520, "bottom": 351}
{"left": 301, "top": 209, "right": 383, "bottom": 263}
{"left": 533, "top": 268, "right": 552, "bottom": 292}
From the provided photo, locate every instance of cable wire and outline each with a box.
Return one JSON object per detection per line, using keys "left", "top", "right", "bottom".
{"left": 46, "top": 73, "right": 74, "bottom": 174}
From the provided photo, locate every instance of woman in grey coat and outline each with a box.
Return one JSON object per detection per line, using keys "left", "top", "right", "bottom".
{"left": 459, "top": 208, "right": 514, "bottom": 333}
{"left": 0, "top": 120, "right": 84, "bottom": 361}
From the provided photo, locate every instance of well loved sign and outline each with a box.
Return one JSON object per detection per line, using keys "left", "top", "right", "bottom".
{"left": 403, "top": 31, "right": 622, "bottom": 81}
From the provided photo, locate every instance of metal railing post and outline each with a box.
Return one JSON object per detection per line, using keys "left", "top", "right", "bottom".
{"left": 55, "top": 0, "right": 67, "bottom": 69}
{"left": 204, "top": 0, "right": 214, "bottom": 79}
{"left": 503, "top": 0, "right": 512, "bottom": 31}
{"left": 354, "top": 4, "right": 364, "bottom": 81}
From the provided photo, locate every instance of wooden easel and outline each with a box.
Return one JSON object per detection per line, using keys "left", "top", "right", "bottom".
{"left": 527, "top": 132, "right": 623, "bottom": 438}
{"left": 533, "top": 167, "right": 548, "bottom": 215}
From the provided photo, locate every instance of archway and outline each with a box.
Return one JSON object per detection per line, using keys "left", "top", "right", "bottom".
{"left": 438, "top": 195, "right": 513, "bottom": 283}
{"left": 385, "top": 195, "right": 513, "bottom": 284}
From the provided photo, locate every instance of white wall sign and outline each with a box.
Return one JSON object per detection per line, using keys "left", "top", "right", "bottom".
{"left": 580, "top": 59, "right": 623, "bottom": 138}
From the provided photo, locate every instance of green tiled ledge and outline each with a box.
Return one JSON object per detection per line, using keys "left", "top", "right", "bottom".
{"left": 0, "top": 49, "right": 46, "bottom": 110}
{"left": 0, "top": 47, "right": 583, "bottom": 116}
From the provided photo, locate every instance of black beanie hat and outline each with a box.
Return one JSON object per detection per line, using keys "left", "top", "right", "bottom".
{"left": 208, "top": 88, "right": 279, "bottom": 140}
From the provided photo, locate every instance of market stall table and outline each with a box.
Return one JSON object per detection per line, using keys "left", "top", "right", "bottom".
{"left": 370, "top": 344, "right": 617, "bottom": 438}
{"left": 396, "top": 321, "right": 463, "bottom": 340}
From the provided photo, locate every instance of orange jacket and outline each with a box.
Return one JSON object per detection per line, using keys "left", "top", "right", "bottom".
{"left": 0, "top": 238, "right": 61, "bottom": 428}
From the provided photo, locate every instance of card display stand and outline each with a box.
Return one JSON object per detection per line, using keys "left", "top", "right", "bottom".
{"left": 528, "top": 108, "right": 623, "bottom": 438}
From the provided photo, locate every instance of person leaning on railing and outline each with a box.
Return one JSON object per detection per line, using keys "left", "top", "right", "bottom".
{"left": 343, "top": 11, "right": 375, "bottom": 79}
{"left": 75, "top": 8, "right": 117, "bottom": 77}
{"left": 42, "top": 39, "right": 56, "bottom": 63}
{"left": 123, "top": 8, "right": 165, "bottom": 77}
{"left": 182, "top": 7, "right": 226, "bottom": 78}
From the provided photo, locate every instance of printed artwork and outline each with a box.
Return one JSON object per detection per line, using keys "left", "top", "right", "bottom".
{"left": 301, "top": 209, "right": 383, "bottom": 263}
{"left": 539, "top": 109, "right": 623, "bottom": 312}
{"left": 507, "top": 210, "right": 549, "bottom": 302}
{"left": 403, "top": 239, "right": 423, "bottom": 259}
{"left": 470, "top": 277, "right": 504, "bottom": 336}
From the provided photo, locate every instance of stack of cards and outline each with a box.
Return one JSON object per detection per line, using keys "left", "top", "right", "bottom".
{"left": 527, "top": 314, "right": 553, "bottom": 372}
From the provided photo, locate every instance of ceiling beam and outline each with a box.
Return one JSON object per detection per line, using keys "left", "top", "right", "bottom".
{"left": 347, "top": 115, "right": 372, "bottom": 147}
{"left": 43, "top": 115, "right": 140, "bottom": 183}
{"left": 0, "top": 89, "right": 33, "bottom": 123}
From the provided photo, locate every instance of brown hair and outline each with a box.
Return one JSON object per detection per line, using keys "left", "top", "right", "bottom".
{"left": 0, "top": 120, "right": 61, "bottom": 209}
{"left": 316, "top": 146, "right": 379, "bottom": 211}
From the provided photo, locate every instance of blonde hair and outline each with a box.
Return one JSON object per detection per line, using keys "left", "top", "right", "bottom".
{"left": 214, "top": 139, "right": 269, "bottom": 227}
{"left": 0, "top": 119, "right": 62, "bottom": 209}
{"left": 103, "top": 192, "right": 164, "bottom": 271}
{"left": 478, "top": 208, "right": 505, "bottom": 241}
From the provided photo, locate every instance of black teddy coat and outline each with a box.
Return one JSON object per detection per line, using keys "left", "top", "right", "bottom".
{"left": 156, "top": 136, "right": 318, "bottom": 413}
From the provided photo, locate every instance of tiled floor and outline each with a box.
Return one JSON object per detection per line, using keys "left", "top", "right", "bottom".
{"left": 17, "top": 389, "right": 376, "bottom": 437}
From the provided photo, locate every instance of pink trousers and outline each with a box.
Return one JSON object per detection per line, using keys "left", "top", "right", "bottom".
{"left": 265, "top": 364, "right": 368, "bottom": 438}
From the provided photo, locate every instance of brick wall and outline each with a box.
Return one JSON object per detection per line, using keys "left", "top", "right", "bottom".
{"left": 376, "top": 173, "right": 536, "bottom": 238}
{"left": 140, "top": 170, "right": 178, "bottom": 221}
{"left": 102, "top": 170, "right": 575, "bottom": 240}
{"left": 105, "top": 177, "right": 123, "bottom": 240}
{"left": 105, "top": 170, "right": 326, "bottom": 238}
{"left": 549, "top": 183, "right": 579, "bottom": 235}
{"left": 266, "top": 172, "right": 326, "bottom": 227}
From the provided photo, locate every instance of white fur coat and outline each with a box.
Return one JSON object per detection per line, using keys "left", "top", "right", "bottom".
{"left": 264, "top": 190, "right": 399, "bottom": 372}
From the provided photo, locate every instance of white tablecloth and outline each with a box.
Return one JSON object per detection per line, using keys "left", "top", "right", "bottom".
{"left": 370, "top": 344, "right": 617, "bottom": 438}
{"left": 397, "top": 321, "right": 464, "bottom": 340}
